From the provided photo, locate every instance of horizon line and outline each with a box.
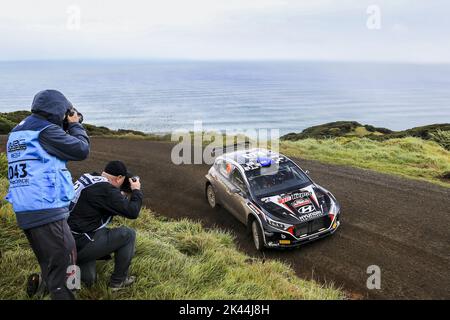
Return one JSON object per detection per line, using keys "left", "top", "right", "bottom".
{"left": 1, "top": 57, "right": 450, "bottom": 66}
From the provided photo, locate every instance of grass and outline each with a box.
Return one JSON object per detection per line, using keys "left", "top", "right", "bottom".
{"left": 0, "top": 176, "right": 343, "bottom": 300}
{"left": 280, "top": 137, "right": 450, "bottom": 188}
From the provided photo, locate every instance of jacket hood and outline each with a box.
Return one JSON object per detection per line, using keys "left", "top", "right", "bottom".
{"left": 31, "top": 90, "right": 73, "bottom": 126}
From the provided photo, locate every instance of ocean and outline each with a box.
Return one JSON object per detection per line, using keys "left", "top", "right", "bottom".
{"left": 0, "top": 60, "right": 449, "bottom": 135}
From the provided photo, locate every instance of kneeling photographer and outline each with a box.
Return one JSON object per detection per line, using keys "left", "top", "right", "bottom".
{"left": 68, "top": 161, "right": 143, "bottom": 290}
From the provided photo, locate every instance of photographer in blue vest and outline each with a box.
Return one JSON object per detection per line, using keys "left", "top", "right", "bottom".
{"left": 5, "top": 89, "right": 90, "bottom": 300}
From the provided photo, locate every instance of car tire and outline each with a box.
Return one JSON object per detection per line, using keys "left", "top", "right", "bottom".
{"left": 251, "top": 220, "right": 265, "bottom": 251}
{"left": 206, "top": 184, "right": 218, "bottom": 209}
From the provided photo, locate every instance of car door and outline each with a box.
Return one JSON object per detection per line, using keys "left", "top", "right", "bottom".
{"left": 209, "top": 159, "right": 226, "bottom": 204}
{"left": 212, "top": 160, "right": 235, "bottom": 213}
{"left": 227, "top": 167, "right": 250, "bottom": 224}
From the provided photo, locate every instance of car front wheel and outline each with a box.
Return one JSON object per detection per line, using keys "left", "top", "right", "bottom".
{"left": 251, "top": 220, "right": 265, "bottom": 251}
{"left": 206, "top": 184, "right": 217, "bottom": 209}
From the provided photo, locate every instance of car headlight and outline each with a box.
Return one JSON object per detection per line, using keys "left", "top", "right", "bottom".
{"left": 328, "top": 195, "right": 340, "bottom": 215}
{"left": 265, "top": 215, "right": 293, "bottom": 230}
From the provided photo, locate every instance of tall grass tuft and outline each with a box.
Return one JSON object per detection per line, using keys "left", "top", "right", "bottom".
{"left": 429, "top": 130, "right": 450, "bottom": 151}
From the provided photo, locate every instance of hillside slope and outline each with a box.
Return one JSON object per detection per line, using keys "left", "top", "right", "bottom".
{"left": 281, "top": 120, "right": 450, "bottom": 144}
{"left": 0, "top": 176, "right": 343, "bottom": 300}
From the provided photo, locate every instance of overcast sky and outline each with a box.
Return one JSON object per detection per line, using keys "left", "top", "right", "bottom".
{"left": 0, "top": 0, "right": 449, "bottom": 63}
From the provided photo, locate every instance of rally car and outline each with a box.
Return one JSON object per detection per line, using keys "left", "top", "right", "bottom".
{"left": 205, "top": 148, "right": 341, "bottom": 250}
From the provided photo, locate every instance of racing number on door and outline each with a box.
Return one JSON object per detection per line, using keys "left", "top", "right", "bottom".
{"left": 8, "top": 163, "right": 28, "bottom": 179}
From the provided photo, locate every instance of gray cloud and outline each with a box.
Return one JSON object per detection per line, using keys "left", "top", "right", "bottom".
{"left": 0, "top": 0, "right": 449, "bottom": 62}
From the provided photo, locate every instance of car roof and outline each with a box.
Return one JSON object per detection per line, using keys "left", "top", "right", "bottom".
{"left": 217, "top": 148, "right": 288, "bottom": 171}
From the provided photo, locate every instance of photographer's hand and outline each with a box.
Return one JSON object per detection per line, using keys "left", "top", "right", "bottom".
{"left": 129, "top": 178, "right": 141, "bottom": 191}
{"left": 67, "top": 111, "right": 81, "bottom": 123}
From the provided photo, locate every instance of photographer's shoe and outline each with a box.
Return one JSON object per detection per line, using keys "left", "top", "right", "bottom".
{"left": 26, "top": 273, "right": 48, "bottom": 298}
{"left": 109, "top": 276, "right": 136, "bottom": 291}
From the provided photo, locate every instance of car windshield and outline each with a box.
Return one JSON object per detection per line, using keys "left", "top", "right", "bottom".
{"left": 245, "top": 160, "right": 311, "bottom": 197}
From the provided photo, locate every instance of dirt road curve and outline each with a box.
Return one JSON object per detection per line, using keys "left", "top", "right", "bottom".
{"left": 3, "top": 137, "right": 449, "bottom": 299}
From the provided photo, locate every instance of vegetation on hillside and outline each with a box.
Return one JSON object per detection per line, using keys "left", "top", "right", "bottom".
{"left": 0, "top": 111, "right": 169, "bottom": 140}
{"left": 281, "top": 137, "right": 450, "bottom": 187}
{"left": 282, "top": 121, "right": 393, "bottom": 140}
{"left": 279, "top": 121, "right": 450, "bottom": 186}
{"left": 281, "top": 121, "right": 450, "bottom": 150}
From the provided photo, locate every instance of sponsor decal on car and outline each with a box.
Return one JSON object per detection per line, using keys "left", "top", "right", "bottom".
{"left": 277, "top": 191, "right": 312, "bottom": 204}
{"left": 260, "top": 186, "right": 322, "bottom": 220}
{"left": 292, "top": 198, "right": 311, "bottom": 208}
{"left": 297, "top": 210, "right": 326, "bottom": 223}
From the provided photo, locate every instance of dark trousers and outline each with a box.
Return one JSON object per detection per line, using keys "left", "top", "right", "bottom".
{"left": 24, "top": 219, "right": 76, "bottom": 300}
{"left": 76, "top": 227, "right": 136, "bottom": 286}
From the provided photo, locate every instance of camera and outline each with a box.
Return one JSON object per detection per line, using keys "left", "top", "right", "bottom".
{"left": 63, "top": 107, "right": 83, "bottom": 131}
{"left": 121, "top": 176, "right": 140, "bottom": 193}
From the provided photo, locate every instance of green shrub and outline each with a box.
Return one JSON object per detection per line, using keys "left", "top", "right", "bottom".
{"left": 0, "top": 117, "right": 16, "bottom": 135}
{"left": 429, "top": 130, "right": 450, "bottom": 151}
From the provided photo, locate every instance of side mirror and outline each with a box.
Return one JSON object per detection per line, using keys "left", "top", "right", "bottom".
{"left": 304, "top": 169, "right": 310, "bottom": 175}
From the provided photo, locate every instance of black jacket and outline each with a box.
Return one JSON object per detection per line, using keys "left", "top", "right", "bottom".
{"left": 68, "top": 174, "right": 143, "bottom": 241}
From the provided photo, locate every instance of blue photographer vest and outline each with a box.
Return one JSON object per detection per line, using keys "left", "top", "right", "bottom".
{"left": 5, "top": 116, "right": 75, "bottom": 227}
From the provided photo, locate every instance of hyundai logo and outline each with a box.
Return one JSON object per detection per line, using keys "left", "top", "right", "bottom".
{"left": 297, "top": 204, "right": 315, "bottom": 214}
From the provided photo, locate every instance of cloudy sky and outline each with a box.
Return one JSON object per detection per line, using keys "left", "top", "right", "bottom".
{"left": 0, "top": 0, "right": 449, "bottom": 62}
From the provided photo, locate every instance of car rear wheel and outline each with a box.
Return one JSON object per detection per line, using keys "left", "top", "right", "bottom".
{"left": 251, "top": 220, "right": 265, "bottom": 251}
{"left": 206, "top": 184, "right": 217, "bottom": 209}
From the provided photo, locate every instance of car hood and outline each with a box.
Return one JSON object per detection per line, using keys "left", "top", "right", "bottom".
{"left": 258, "top": 184, "right": 327, "bottom": 224}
